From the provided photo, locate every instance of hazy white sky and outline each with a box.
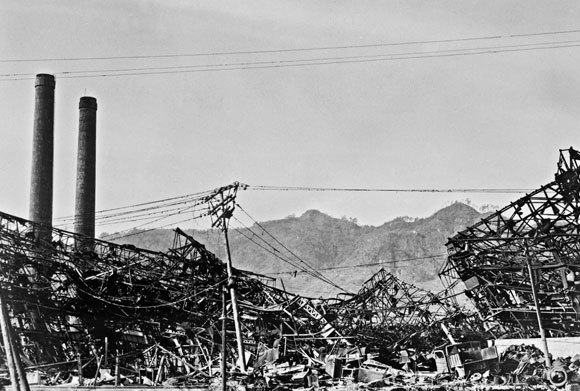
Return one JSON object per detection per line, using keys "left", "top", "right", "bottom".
{"left": 2, "top": 1, "right": 580, "bottom": 233}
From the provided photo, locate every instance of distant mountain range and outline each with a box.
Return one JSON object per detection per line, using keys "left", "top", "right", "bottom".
{"left": 107, "top": 202, "right": 484, "bottom": 298}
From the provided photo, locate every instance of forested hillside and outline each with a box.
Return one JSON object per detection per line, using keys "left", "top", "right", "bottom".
{"left": 108, "top": 202, "right": 483, "bottom": 297}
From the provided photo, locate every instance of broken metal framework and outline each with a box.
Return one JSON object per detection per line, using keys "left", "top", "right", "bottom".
{"left": 0, "top": 194, "right": 351, "bottom": 382}
{"left": 0, "top": 209, "right": 276, "bottom": 366}
{"left": 440, "top": 147, "right": 580, "bottom": 338}
{"left": 328, "top": 268, "right": 483, "bottom": 352}
{"left": 0, "top": 177, "right": 523, "bottom": 384}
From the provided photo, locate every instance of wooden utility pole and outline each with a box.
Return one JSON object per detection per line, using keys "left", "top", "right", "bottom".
{"left": 221, "top": 286, "right": 227, "bottom": 391}
{"left": 223, "top": 225, "right": 247, "bottom": 372}
{"left": 0, "top": 293, "right": 19, "bottom": 391}
{"left": 525, "top": 243, "right": 552, "bottom": 367}
{"left": 209, "top": 184, "right": 247, "bottom": 373}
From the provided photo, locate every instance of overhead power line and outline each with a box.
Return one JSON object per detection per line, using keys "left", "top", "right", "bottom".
{"left": 231, "top": 206, "right": 351, "bottom": 293}
{"left": 3, "top": 27, "right": 580, "bottom": 63}
{"left": 56, "top": 184, "right": 529, "bottom": 224}
{"left": 55, "top": 189, "right": 214, "bottom": 221}
{"left": 3, "top": 39, "right": 580, "bottom": 81}
{"left": 231, "top": 224, "right": 329, "bottom": 286}
{"left": 58, "top": 182, "right": 530, "bottom": 243}
{"left": 248, "top": 185, "right": 532, "bottom": 194}
{"left": 6, "top": 37, "right": 580, "bottom": 79}
{"left": 232, "top": 218, "right": 350, "bottom": 293}
{"left": 63, "top": 186, "right": 227, "bottom": 240}
{"left": 100, "top": 215, "right": 197, "bottom": 241}
{"left": 55, "top": 199, "right": 207, "bottom": 227}
{"left": 232, "top": 223, "right": 345, "bottom": 291}
{"left": 265, "top": 254, "right": 446, "bottom": 275}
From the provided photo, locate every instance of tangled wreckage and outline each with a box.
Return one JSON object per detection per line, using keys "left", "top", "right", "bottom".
{"left": 4, "top": 149, "right": 580, "bottom": 390}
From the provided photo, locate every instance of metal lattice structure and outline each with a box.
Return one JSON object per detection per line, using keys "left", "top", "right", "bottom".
{"left": 328, "top": 268, "right": 482, "bottom": 351}
{"left": 0, "top": 209, "right": 283, "bottom": 365}
{"left": 440, "top": 147, "right": 580, "bottom": 338}
{"left": 0, "top": 197, "right": 356, "bottom": 382}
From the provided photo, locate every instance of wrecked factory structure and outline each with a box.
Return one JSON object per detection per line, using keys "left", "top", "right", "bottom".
{"left": 0, "top": 180, "right": 490, "bottom": 389}
{"left": 441, "top": 147, "right": 580, "bottom": 338}
{"left": 0, "top": 191, "right": 345, "bottom": 387}
{"left": 3, "top": 144, "right": 580, "bottom": 387}
{"left": 0, "top": 200, "right": 485, "bottom": 388}
{"left": 1, "top": 182, "right": 431, "bottom": 388}
{"left": 328, "top": 269, "right": 486, "bottom": 352}
{"left": 6, "top": 72, "right": 580, "bottom": 388}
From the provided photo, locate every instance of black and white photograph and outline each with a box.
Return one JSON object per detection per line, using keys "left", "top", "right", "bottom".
{"left": 2, "top": 1, "right": 580, "bottom": 390}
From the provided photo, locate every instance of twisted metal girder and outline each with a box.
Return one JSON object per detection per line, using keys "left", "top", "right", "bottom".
{"left": 441, "top": 147, "right": 580, "bottom": 338}
{"left": 0, "top": 208, "right": 292, "bottom": 367}
{"left": 327, "top": 268, "right": 480, "bottom": 351}
{"left": 0, "top": 203, "right": 360, "bottom": 375}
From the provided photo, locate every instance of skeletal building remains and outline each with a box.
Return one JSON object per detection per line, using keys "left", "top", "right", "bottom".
{"left": 440, "top": 147, "right": 580, "bottom": 338}
{"left": 327, "top": 268, "right": 485, "bottom": 354}
{"left": 0, "top": 184, "right": 353, "bottom": 386}
{"left": 6, "top": 73, "right": 580, "bottom": 388}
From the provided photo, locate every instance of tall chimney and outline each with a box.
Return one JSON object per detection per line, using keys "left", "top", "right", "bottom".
{"left": 29, "top": 74, "right": 55, "bottom": 241}
{"left": 74, "top": 96, "right": 97, "bottom": 240}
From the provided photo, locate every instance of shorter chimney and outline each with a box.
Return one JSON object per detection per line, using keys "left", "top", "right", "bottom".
{"left": 74, "top": 96, "right": 97, "bottom": 241}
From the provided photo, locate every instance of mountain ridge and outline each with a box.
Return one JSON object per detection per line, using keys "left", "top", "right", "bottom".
{"left": 107, "top": 202, "right": 484, "bottom": 297}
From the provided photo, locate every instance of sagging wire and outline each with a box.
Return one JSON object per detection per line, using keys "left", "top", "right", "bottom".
{"left": 235, "top": 204, "right": 351, "bottom": 290}
{"left": 266, "top": 254, "right": 446, "bottom": 275}
{"left": 231, "top": 213, "right": 350, "bottom": 294}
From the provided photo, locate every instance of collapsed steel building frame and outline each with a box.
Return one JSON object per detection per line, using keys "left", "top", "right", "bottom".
{"left": 0, "top": 187, "right": 352, "bottom": 384}
{"left": 329, "top": 269, "right": 483, "bottom": 352}
{"left": 440, "top": 147, "right": 580, "bottom": 338}
{"left": 0, "top": 209, "right": 272, "bottom": 367}
{"left": 0, "top": 177, "right": 517, "bottom": 385}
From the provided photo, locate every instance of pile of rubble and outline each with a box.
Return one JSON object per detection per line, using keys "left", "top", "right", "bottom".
{"left": 498, "top": 344, "right": 580, "bottom": 388}
{"left": 21, "top": 339, "right": 580, "bottom": 391}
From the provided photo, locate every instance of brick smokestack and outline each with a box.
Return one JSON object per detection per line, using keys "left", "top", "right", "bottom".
{"left": 29, "top": 74, "right": 55, "bottom": 241}
{"left": 74, "top": 96, "right": 97, "bottom": 240}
